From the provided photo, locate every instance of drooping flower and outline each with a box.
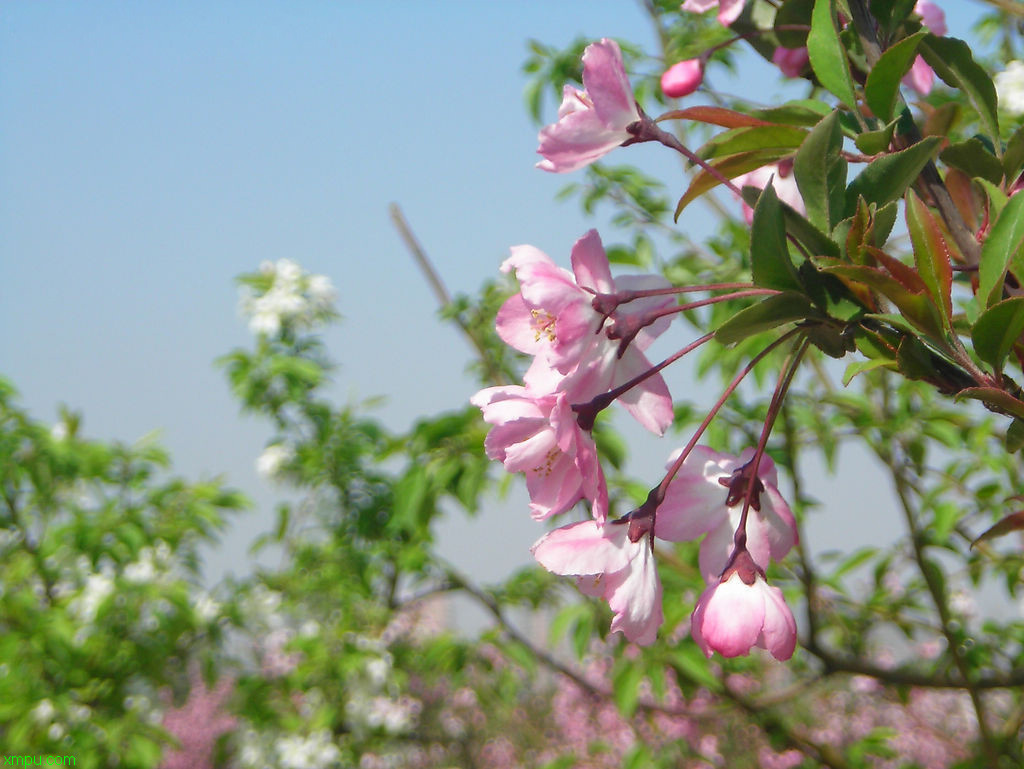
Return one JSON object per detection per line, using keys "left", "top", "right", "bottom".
{"left": 903, "top": 1, "right": 947, "bottom": 95}
{"left": 655, "top": 446, "right": 797, "bottom": 584}
{"left": 496, "top": 230, "right": 674, "bottom": 434}
{"left": 537, "top": 39, "right": 640, "bottom": 173}
{"left": 661, "top": 59, "right": 704, "bottom": 97}
{"left": 681, "top": 0, "right": 746, "bottom": 27}
{"left": 772, "top": 47, "right": 809, "bottom": 79}
{"left": 470, "top": 385, "right": 608, "bottom": 522}
{"left": 733, "top": 160, "right": 806, "bottom": 225}
{"left": 690, "top": 549, "right": 797, "bottom": 660}
{"left": 532, "top": 519, "right": 663, "bottom": 645}
{"left": 996, "top": 61, "right": 1024, "bottom": 115}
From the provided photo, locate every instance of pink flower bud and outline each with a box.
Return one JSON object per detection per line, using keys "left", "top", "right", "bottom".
{"left": 660, "top": 59, "right": 704, "bottom": 98}
{"left": 772, "top": 47, "right": 809, "bottom": 79}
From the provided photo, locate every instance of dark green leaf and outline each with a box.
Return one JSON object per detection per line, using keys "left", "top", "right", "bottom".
{"left": 864, "top": 31, "right": 927, "bottom": 122}
{"left": 979, "top": 191, "right": 1024, "bottom": 308}
{"left": 971, "top": 297, "right": 1024, "bottom": 372}
{"left": 919, "top": 35, "right": 1000, "bottom": 149}
{"left": 1004, "top": 124, "right": 1024, "bottom": 182}
{"left": 844, "top": 136, "right": 941, "bottom": 216}
{"left": 751, "top": 182, "right": 803, "bottom": 291}
{"left": 753, "top": 99, "right": 834, "bottom": 126}
{"left": 807, "top": 0, "right": 858, "bottom": 108}
{"left": 854, "top": 122, "right": 895, "bottom": 155}
{"left": 714, "top": 292, "right": 815, "bottom": 344}
{"left": 1008, "top": 419, "right": 1024, "bottom": 453}
{"left": 794, "top": 110, "right": 847, "bottom": 231}
{"left": 775, "top": 0, "right": 815, "bottom": 48}
{"left": 940, "top": 138, "right": 1004, "bottom": 185}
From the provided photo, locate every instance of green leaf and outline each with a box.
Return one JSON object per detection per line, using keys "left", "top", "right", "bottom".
{"left": 753, "top": 99, "right": 834, "bottom": 126}
{"left": 905, "top": 190, "right": 953, "bottom": 330}
{"left": 971, "top": 297, "right": 1024, "bottom": 372}
{"left": 842, "top": 357, "right": 895, "bottom": 385}
{"left": 794, "top": 110, "right": 847, "bottom": 231}
{"left": 714, "top": 292, "right": 815, "bottom": 345}
{"left": 1004, "top": 124, "right": 1024, "bottom": 182}
{"left": 751, "top": 182, "right": 803, "bottom": 291}
{"left": 940, "top": 138, "right": 1004, "bottom": 185}
{"left": 658, "top": 106, "right": 778, "bottom": 128}
{"left": 918, "top": 35, "right": 1000, "bottom": 150}
{"left": 854, "top": 122, "right": 896, "bottom": 155}
{"left": 826, "top": 265, "right": 943, "bottom": 336}
{"left": 844, "top": 136, "right": 941, "bottom": 216}
{"left": 611, "top": 659, "right": 645, "bottom": 718}
{"left": 674, "top": 148, "right": 792, "bottom": 219}
{"left": 864, "top": 31, "right": 927, "bottom": 122}
{"left": 807, "top": 0, "right": 858, "bottom": 108}
{"left": 979, "top": 191, "right": 1024, "bottom": 308}
{"left": 1008, "top": 419, "right": 1024, "bottom": 453}
{"left": 670, "top": 645, "right": 722, "bottom": 692}
{"left": 698, "top": 125, "right": 809, "bottom": 160}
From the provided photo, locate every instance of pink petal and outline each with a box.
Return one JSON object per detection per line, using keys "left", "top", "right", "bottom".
{"left": 655, "top": 446, "right": 732, "bottom": 542}
{"left": 606, "top": 543, "right": 663, "bottom": 645}
{"left": 610, "top": 273, "right": 674, "bottom": 349}
{"left": 916, "top": 0, "right": 946, "bottom": 36}
{"left": 681, "top": 0, "right": 718, "bottom": 13}
{"left": 581, "top": 39, "right": 637, "bottom": 130}
{"left": 697, "top": 518, "right": 736, "bottom": 584}
{"left": 525, "top": 451, "right": 583, "bottom": 520}
{"left": 569, "top": 229, "right": 615, "bottom": 295}
{"left": 610, "top": 346, "right": 674, "bottom": 435}
{"left": 757, "top": 580, "right": 797, "bottom": 660}
{"left": 717, "top": 0, "right": 746, "bottom": 25}
{"left": 537, "top": 108, "right": 631, "bottom": 173}
{"left": 903, "top": 56, "right": 934, "bottom": 95}
{"left": 495, "top": 293, "right": 548, "bottom": 355}
{"left": 531, "top": 520, "right": 632, "bottom": 575}
{"left": 497, "top": 423, "right": 557, "bottom": 473}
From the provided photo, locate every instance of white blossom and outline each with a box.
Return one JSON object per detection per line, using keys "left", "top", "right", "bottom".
{"left": 70, "top": 570, "right": 114, "bottom": 624}
{"left": 996, "top": 61, "right": 1024, "bottom": 115}
{"left": 31, "top": 699, "right": 55, "bottom": 724}
{"left": 256, "top": 444, "right": 294, "bottom": 480}
{"left": 274, "top": 729, "right": 341, "bottom": 769}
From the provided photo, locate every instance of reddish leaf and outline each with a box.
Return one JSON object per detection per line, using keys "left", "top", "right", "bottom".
{"left": 971, "top": 510, "right": 1024, "bottom": 549}
{"left": 658, "top": 106, "right": 778, "bottom": 129}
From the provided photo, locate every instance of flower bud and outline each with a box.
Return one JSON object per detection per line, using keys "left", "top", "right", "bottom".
{"left": 660, "top": 59, "right": 703, "bottom": 98}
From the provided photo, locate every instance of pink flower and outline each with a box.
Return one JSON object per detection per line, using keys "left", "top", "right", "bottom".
{"left": 532, "top": 519, "right": 663, "bottom": 645}
{"left": 903, "top": 1, "right": 946, "bottom": 94}
{"left": 655, "top": 446, "right": 797, "bottom": 583}
{"left": 496, "top": 230, "right": 674, "bottom": 435}
{"left": 681, "top": 0, "right": 746, "bottom": 26}
{"left": 159, "top": 666, "right": 237, "bottom": 769}
{"left": 691, "top": 555, "right": 797, "bottom": 660}
{"left": 772, "top": 47, "right": 809, "bottom": 79}
{"left": 537, "top": 39, "right": 640, "bottom": 173}
{"left": 734, "top": 160, "right": 806, "bottom": 224}
{"left": 661, "top": 59, "right": 704, "bottom": 98}
{"left": 471, "top": 385, "right": 608, "bottom": 522}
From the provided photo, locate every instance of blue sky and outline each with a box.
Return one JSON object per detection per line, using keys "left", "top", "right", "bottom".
{"left": 0, "top": 2, "right": 994, "bottom": 593}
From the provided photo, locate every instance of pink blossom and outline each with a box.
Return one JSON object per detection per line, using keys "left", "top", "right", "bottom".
{"left": 772, "top": 47, "right": 809, "bottom": 79}
{"left": 537, "top": 39, "right": 640, "bottom": 173}
{"left": 903, "top": 1, "right": 946, "bottom": 95}
{"left": 681, "top": 0, "right": 746, "bottom": 26}
{"left": 496, "top": 230, "right": 674, "bottom": 434}
{"left": 655, "top": 446, "right": 797, "bottom": 583}
{"left": 159, "top": 667, "right": 237, "bottom": 769}
{"left": 471, "top": 385, "right": 608, "bottom": 522}
{"left": 733, "top": 160, "right": 806, "bottom": 225}
{"left": 532, "top": 519, "right": 663, "bottom": 645}
{"left": 691, "top": 565, "right": 797, "bottom": 660}
{"left": 661, "top": 59, "right": 704, "bottom": 98}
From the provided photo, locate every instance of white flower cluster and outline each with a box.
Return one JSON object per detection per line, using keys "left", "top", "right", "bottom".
{"left": 122, "top": 541, "right": 173, "bottom": 585}
{"left": 256, "top": 443, "right": 294, "bottom": 481}
{"left": 996, "top": 61, "right": 1024, "bottom": 116}
{"left": 343, "top": 641, "right": 421, "bottom": 736}
{"left": 274, "top": 730, "right": 341, "bottom": 769}
{"left": 239, "top": 258, "right": 336, "bottom": 337}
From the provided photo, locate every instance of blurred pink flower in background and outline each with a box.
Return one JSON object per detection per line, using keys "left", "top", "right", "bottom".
{"left": 159, "top": 667, "right": 236, "bottom": 769}
{"left": 903, "top": 1, "right": 946, "bottom": 94}
{"left": 772, "top": 47, "right": 809, "bottom": 78}
{"left": 681, "top": 0, "right": 746, "bottom": 26}
{"left": 733, "top": 160, "right": 806, "bottom": 224}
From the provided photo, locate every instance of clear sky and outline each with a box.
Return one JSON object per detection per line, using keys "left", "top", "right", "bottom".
{"left": 0, "top": 2, "right": 994, "bottom": 598}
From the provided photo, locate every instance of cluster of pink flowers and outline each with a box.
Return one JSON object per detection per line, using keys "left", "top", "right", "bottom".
{"left": 474, "top": 38, "right": 800, "bottom": 658}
